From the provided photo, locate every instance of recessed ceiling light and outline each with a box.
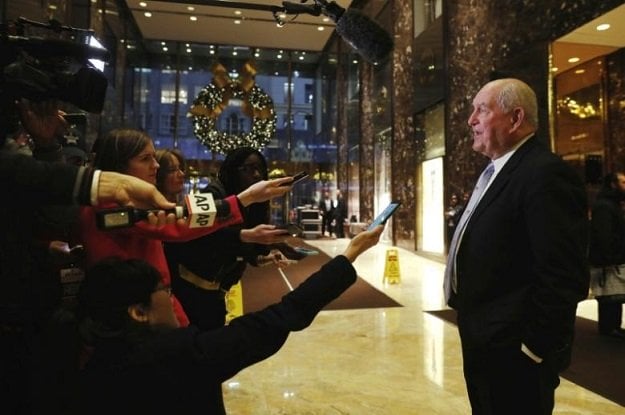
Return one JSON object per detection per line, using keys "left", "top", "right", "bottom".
{"left": 162, "top": 47, "right": 168, "bottom": 52}
{"left": 139, "top": 2, "right": 147, "bottom": 7}
{"left": 234, "top": 10, "right": 242, "bottom": 15}
{"left": 187, "top": 6, "right": 194, "bottom": 11}
{"left": 190, "top": 16, "right": 197, "bottom": 21}
{"left": 317, "top": 26, "right": 325, "bottom": 31}
{"left": 186, "top": 48, "right": 192, "bottom": 53}
{"left": 161, "top": 41, "right": 166, "bottom": 46}
{"left": 299, "top": 56, "right": 304, "bottom": 60}
{"left": 568, "top": 57, "right": 580, "bottom": 63}
{"left": 144, "top": 11, "right": 152, "bottom": 17}
{"left": 322, "top": 17, "right": 330, "bottom": 22}
{"left": 234, "top": 19, "right": 241, "bottom": 24}
{"left": 277, "top": 54, "right": 282, "bottom": 59}
{"left": 551, "top": 67, "right": 559, "bottom": 72}
{"left": 575, "top": 69, "right": 585, "bottom": 74}
{"left": 596, "top": 23, "right": 610, "bottom": 31}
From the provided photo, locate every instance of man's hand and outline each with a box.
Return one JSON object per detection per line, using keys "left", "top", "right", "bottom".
{"left": 237, "top": 177, "right": 293, "bottom": 207}
{"left": 98, "top": 171, "right": 176, "bottom": 211}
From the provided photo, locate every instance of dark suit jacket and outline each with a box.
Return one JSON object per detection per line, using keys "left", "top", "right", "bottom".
{"left": 450, "top": 137, "right": 589, "bottom": 368}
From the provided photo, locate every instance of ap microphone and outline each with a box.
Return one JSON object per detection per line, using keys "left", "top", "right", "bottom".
{"left": 95, "top": 193, "right": 231, "bottom": 230}
{"left": 282, "top": 0, "right": 393, "bottom": 64}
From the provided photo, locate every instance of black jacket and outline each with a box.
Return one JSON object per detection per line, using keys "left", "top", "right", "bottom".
{"left": 78, "top": 255, "right": 357, "bottom": 415}
{"left": 589, "top": 187, "right": 625, "bottom": 266}
{"left": 450, "top": 137, "right": 589, "bottom": 368}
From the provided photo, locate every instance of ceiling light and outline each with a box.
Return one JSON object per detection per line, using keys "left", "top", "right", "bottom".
{"left": 317, "top": 26, "right": 325, "bottom": 31}
{"left": 299, "top": 56, "right": 304, "bottom": 60}
{"left": 233, "top": 51, "right": 238, "bottom": 56}
{"left": 575, "top": 69, "right": 585, "bottom": 74}
{"left": 568, "top": 57, "right": 580, "bottom": 63}
{"left": 162, "top": 47, "right": 168, "bottom": 51}
{"left": 596, "top": 23, "right": 610, "bottom": 31}
{"left": 234, "top": 10, "right": 242, "bottom": 15}
{"left": 322, "top": 17, "right": 330, "bottom": 22}
{"left": 186, "top": 48, "right": 192, "bottom": 53}
{"left": 234, "top": 19, "right": 241, "bottom": 24}
{"left": 551, "top": 67, "right": 559, "bottom": 72}
{"left": 161, "top": 41, "right": 166, "bottom": 45}
{"left": 187, "top": 6, "right": 194, "bottom": 11}
{"left": 139, "top": 2, "right": 147, "bottom": 7}
{"left": 144, "top": 11, "right": 152, "bottom": 17}
{"left": 190, "top": 16, "right": 197, "bottom": 21}
{"left": 277, "top": 54, "right": 282, "bottom": 59}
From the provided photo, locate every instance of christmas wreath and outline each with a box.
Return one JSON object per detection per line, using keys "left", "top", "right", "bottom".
{"left": 189, "top": 61, "right": 276, "bottom": 154}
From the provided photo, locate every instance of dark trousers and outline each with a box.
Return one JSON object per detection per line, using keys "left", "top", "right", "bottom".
{"left": 597, "top": 298, "right": 623, "bottom": 334}
{"left": 321, "top": 213, "right": 333, "bottom": 236}
{"left": 462, "top": 345, "right": 560, "bottom": 415}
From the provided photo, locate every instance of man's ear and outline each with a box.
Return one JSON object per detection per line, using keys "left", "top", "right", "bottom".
{"left": 128, "top": 303, "right": 149, "bottom": 322}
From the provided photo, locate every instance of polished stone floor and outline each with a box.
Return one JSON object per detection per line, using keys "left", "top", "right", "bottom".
{"left": 223, "top": 236, "right": 625, "bottom": 414}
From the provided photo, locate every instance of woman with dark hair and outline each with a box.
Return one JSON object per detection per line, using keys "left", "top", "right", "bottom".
{"left": 160, "top": 147, "right": 302, "bottom": 330}
{"left": 76, "top": 225, "right": 384, "bottom": 415}
{"left": 78, "top": 130, "right": 292, "bottom": 326}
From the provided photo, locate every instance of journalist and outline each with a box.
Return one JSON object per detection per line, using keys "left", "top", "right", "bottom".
{"left": 0, "top": 100, "right": 177, "bottom": 415}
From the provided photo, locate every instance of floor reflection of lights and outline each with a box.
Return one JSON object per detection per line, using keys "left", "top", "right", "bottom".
{"left": 223, "top": 238, "right": 624, "bottom": 415}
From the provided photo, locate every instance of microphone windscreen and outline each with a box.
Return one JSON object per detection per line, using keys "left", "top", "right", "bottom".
{"left": 335, "top": 9, "right": 393, "bottom": 64}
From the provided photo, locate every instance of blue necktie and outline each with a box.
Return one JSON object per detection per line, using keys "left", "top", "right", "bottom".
{"left": 444, "top": 162, "right": 495, "bottom": 301}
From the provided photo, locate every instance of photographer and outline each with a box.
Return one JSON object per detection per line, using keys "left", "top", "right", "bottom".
{"left": 0, "top": 102, "right": 178, "bottom": 415}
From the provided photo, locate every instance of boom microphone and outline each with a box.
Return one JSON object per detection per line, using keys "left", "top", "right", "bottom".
{"left": 281, "top": 0, "right": 393, "bottom": 64}
{"left": 95, "top": 193, "right": 231, "bottom": 230}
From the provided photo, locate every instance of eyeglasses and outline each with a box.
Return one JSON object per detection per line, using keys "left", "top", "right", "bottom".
{"left": 237, "top": 164, "right": 264, "bottom": 175}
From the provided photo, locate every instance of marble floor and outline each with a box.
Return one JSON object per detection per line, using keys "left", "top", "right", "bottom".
{"left": 223, "top": 236, "right": 625, "bottom": 414}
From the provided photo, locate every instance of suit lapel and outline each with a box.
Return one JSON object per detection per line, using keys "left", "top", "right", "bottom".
{"left": 467, "top": 137, "right": 538, "bottom": 222}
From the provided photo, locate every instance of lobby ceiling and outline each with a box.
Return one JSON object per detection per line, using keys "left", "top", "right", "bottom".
{"left": 553, "top": 4, "right": 625, "bottom": 74}
{"left": 124, "top": 0, "right": 352, "bottom": 52}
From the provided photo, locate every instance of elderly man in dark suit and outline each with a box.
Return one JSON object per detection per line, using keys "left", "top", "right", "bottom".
{"left": 444, "top": 78, "right": 589, "bottom": 415}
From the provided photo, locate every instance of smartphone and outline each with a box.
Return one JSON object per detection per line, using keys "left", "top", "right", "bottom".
{"left": 280, "top": 171, "right": 309, "bottom": 186}
{"left": 368, "top": 201, "right": 401, "bottom": 230}
{"left": 277, "top": 223, "right": 304, "bottom": 236}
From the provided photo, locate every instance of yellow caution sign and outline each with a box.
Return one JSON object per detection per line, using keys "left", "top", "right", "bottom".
{"left": 225, "top": 281, "right": 244, "bottom": 324}
{"left": 383, "top": 248, "right": 401, "bottom": 284}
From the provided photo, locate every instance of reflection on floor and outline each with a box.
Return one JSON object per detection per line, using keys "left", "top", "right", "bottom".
{"left": 223, "top": 237, "right": 624, "bottom": 414}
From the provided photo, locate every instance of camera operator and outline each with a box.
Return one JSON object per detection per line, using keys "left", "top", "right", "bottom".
{"left": 0, "top": 99, "right": 178, "bottom": 415}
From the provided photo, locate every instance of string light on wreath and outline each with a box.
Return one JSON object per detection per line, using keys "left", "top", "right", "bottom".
{"left": 189, "top": 61, "right": 277, "bottom": 154}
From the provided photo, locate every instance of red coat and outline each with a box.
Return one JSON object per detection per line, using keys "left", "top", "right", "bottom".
{"left": 79, "top": 196, "right": 243, "bottom": 326}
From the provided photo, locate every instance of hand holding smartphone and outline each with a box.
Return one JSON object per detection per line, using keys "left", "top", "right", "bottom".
{"left": 368, "top": 201, "right": 401, "bottom": 230}
{"left": 276, "top": 223, "right": 304, "bottom": 236}
{"left": 280, "top": 171, "right": 309, "bottom": 187}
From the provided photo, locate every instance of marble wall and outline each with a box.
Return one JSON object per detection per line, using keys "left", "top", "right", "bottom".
{"left": 445, "top": 0, "right": 625, "bottom": 205}
{"left": 606, "top": 47, "right": 625, "bottom": 170}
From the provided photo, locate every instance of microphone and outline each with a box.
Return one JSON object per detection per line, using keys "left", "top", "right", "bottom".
{"left": 281, "top": 0, "right": 393, "bottom": 64}
{"left": 95, "top": 192, "right": 231, "bottom": 230}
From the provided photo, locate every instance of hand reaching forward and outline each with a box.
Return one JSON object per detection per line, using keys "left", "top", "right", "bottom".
{"left": 240, "top": 224, "right": 290, "bottom": 245}
{"left": 237, "top": 177, "right": 293, "bottom": 207}
{"left": 342, "top": 225, "right": 384, "bottom": 262}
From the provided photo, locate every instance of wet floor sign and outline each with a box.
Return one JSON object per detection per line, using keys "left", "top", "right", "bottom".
{"left": 383, "top": 248, "right": 401, "bottom": 284}
{"left": 225, "top": 281, "right": 244, "bottom": 324}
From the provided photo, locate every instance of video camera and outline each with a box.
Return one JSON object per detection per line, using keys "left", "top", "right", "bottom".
{"left": 0, "top": 17, "right": 110, "bottom": 137}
